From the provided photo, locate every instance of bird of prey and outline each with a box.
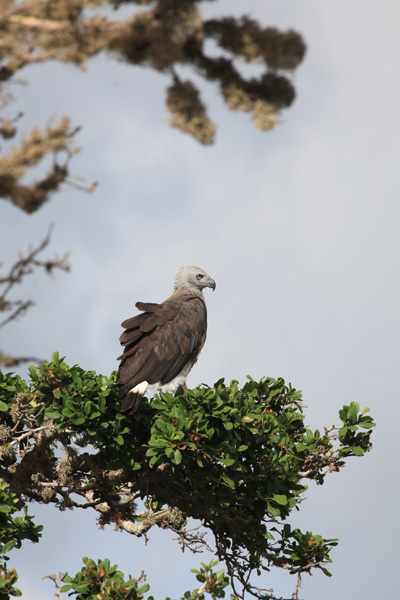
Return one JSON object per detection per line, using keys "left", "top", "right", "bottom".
{"left": 117, "top": 266, "right": 216, "bottom": 413}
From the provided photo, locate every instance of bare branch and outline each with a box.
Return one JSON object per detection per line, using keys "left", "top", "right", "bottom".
{"left": 173, "top": 521, "right": 213, "bottom": 554}
{"left": 9, "top": 15, "right": 70, "bottom": 32}
{"left": 0, "top": 225, "right": 69, "bottom": 329}
{"left": 116, "top": 507, "right": 178, "bottom": 537}
{"left": 42, "top": 572, "right": 67, "bottom": 600}
{"left": 0, "top": 352, "right": 42, "bottom": 367}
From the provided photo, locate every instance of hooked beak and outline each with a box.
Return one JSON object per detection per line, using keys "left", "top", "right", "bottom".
{"left": 207, "top": 278, "right": 216, "bottom": 292}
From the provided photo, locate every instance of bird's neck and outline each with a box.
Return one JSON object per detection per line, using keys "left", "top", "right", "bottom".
{"left": 170, "top": 287, "right": 203, "bottom": 299}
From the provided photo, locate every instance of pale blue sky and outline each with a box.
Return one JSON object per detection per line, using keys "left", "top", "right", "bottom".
{"left": 1, "top": 1, "right": 399, "bottom": 599}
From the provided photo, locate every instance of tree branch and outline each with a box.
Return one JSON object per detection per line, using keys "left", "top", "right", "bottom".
{"left": 0, "top": 225, "right": 69, "bottom": 329}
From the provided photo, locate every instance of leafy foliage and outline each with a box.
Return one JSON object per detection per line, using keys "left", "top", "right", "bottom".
{"left": 0, "top": 353, "right": 375, "bottom": 599}
{"left": 55, "top": 556, "right": 229, "bottom": 600}
{"left": 0, "top": 479, "right": 43, "bottom": 599}
{"left": 60, "top": 557, "right": 150, "bottom": 600}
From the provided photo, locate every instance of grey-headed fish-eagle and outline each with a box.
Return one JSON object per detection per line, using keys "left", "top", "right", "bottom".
{"left": 117, "top": 266, "right": 216, "bottom": 413}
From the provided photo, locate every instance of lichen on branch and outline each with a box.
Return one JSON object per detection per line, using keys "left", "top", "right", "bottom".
{"left": 0, "top": 0, "right": 306, "bottom": 148}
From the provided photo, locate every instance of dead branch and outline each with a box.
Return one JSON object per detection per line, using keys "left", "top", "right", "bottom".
{"left": 0, "top": 225, "right": 70, "bottom": 329}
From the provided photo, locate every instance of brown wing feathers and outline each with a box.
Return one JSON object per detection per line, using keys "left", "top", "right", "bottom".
{"left": 117, "top": 295, "right": 207, "bottom": 412}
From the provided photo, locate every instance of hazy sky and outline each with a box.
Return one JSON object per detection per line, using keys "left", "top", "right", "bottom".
{"left": 1, "top": 1, "right": 399, "bottom": 599}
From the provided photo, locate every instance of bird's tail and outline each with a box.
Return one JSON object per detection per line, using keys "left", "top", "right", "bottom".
{"left": 120, "top": 391, "right": 143, "bottom": 413}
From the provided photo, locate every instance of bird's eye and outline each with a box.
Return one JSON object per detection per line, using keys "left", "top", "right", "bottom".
{"left": 196, "top": 274, "right": 204, "bottom": 280}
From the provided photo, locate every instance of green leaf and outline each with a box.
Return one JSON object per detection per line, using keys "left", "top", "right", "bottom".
{"left": 347, "top": 402, "right": 360, "bottom": 423}
{"left": 267, "top": 502, "right": 281, "bottom": 517}
{"left": 221, "top": 473, "right": 235, "bottom": 489}
{"left": 358, "top": 421, "right": 375, "bottom": 429}
{"left": 52, "top": 351, "right": 60, "bottom": 366}
{"left": 220, "top": 457, "right": 235, "bottom": 466}
{"left": 72, "top": 582, "right": 90, "bottom": 593}
{"left": 62, "top": 409, "right": 74, "bottom": 418}
{"left": 351, "top": 446, "right": 365, "bottom": 456}
{"left": 45, "top": 409, "right": 61, "bottom": 420}
{"left": 154, "top": 418, "right": 169, "bottom": 433}
{"left": 174, "top": 449, "right": 182, "bottom": 464}
{"left": 89, "top": 411, "right": 101, "bottom": 419}
{"left": 149, "top": 455, "right": 160, "bottom": 468}
{"left": 28, "top": 365, "right": 38, "bottom": 381}
{"left": 0, "top": 400, "right": 8, "bottom": 412}
{"left": 1, "top": 540, "right": 16, "bottom": 553}
{"left": 84, "top": 401, "right": 92, "bottom": 416}
{"left": 273, "top": 494, "right": 288, "bottom": 506}
{"left": 295, "top": 443, "right": 307, "bottom": 452}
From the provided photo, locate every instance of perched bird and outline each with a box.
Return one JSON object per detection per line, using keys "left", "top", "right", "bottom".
{"left": 117, "top": 266, "right": 216, "bottom": 413}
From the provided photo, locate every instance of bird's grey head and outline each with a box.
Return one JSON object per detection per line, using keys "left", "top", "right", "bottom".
{"left": 174, "top": 266, "right": 216, "bottom": 294}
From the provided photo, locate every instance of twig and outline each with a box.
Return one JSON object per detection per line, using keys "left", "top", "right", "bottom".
{"left": 42, "top": 572, "right": 67, "bottom": 600}
{"left": 0, "top": 351, "right": 43, "bottom": 367}
{"left": 0, "top": 224, "right": 69, "bottom": 329}
{"left": 9, "top": 15, "right": 69, "bottom": 32}
{"left": 292, "top": 574, "right": 302, "bottom": 600}
{"left": 173, "top": 521, "right": 213, "bottom": 554}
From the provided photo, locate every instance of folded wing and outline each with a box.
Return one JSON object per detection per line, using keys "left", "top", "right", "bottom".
{"left": 117, "top": 294, "right": 207, "bottom": 412}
